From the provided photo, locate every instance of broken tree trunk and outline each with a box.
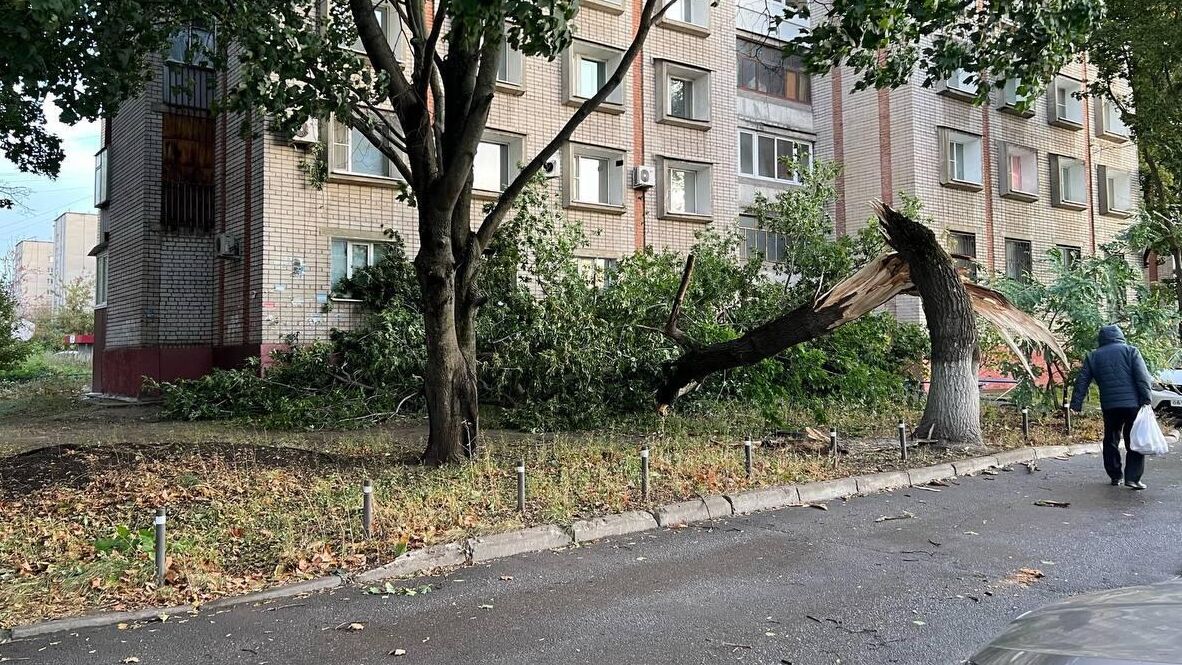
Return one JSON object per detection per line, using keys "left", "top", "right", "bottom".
{"left": 657, "top": 203, "right": 1064, "bottom": 447}
{"left": 873, "top": 202, "right": 980, "bottom": 446}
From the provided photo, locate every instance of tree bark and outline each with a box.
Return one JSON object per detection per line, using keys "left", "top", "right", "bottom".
{"left": 1172, "top": 246, "right": 1182, "bottom": 344}
{"left": 873, "top": 204, "right": 981, "bottom": 446}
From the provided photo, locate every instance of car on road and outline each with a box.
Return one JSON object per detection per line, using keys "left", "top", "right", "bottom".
{"left": 968, "top": 580, "right": 1182, "bottom": 664}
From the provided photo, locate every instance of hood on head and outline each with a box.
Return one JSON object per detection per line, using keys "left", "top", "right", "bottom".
{"left": 1098, "top": 325, "right": 1126, "bottom": 346}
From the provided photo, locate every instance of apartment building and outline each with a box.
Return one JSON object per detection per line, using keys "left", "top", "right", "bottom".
{"left": 51, "top": 212, "right": 100, "bottom": 310}
{"left": 91, "top": 0, "right": 739, "bottom": 395}
{"left": 812, "top": 58, "right": 1140, "bottom": 320}
{"left": 11, "top": 239, "right": 54, "bottom": 319}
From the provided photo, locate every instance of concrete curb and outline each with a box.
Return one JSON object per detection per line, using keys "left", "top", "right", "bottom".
{"left": 572, "top": 511, "right": 659, "bottom": 543}
{"left": 468, "top": 525, "right": 572, "bottom": 563}
{"left": 6, "top": 442, "right": 1103, "bottom": 640}
{"left": 354, "top": 543, "right": 466, "bottom": 585}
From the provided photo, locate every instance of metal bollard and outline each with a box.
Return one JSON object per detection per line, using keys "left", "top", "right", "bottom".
{"left": 1062, "top": 401, "right": 1072, "bottom": 436}
{"left": 362, "top": 480, "right": 374, "bottom": 537}
{"left": 1021, "top": 407, "right": 1030, "bottom": 441}
{"left": 744, "top": 439, "right": 754, "bottom": 478}
{"left": 640, "top": 447, "right": 650, "bottom": 499}
{"left": 516, "top": 460, "right": 526, "bottom": 514}
{"left": 898, "top": 421, "right": 908, "bottom": 462}
{"left": 830, "top": 428, "right": 839, "bottom": 467}
{"left": 154, "top": 507, "right": 167, "bottom": 587}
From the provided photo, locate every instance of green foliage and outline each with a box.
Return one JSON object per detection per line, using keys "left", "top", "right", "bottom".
{"left": 0, "top": 282, "right": 29, "bottom": 373}
{"left": 31, "top": 277, "right": 94, "bottom": 350}
{"left": 787, "top": 0, "right": 1102, "bottom": 106}
{"left": 94, "top": 525, "right": 154, "bottom": 556}
{"left": 989, "top": 243, "right": 1178, "bottom": 407}
{"left": 161, "top": 170, "right": 928, "bottom": 431}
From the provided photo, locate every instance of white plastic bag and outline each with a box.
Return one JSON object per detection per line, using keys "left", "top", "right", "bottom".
{"left": 1130, "top": 405, "right": 1169, "bottom": 456}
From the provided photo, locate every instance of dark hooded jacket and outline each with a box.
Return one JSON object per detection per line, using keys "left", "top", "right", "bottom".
{"left": 1070, "top": 325, "right": 1153, "bottom": 411}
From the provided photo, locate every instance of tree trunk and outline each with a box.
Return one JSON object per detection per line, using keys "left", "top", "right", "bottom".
{"left": 1172, "top": 246, "right": 1182, "bottom": 344}
{"left": 874, "top": 204, "right": 982, "bottom": 446}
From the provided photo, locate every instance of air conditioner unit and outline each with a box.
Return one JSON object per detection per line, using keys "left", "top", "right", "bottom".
{"left": 631, "top": 165, "right": 656, "bottom": 189}
{"left": 541, "top": 155, "right": 561, "bottom": 179}
{"left": 215, "top": 233, "right": 241, "bottom": 259}
{"left": 290, "top": 118, "right": 320, "bottom": 145}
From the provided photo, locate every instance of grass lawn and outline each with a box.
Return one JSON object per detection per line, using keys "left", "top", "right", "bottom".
{"left": 0, "top": 372, "right": 1102, "bottom": 629}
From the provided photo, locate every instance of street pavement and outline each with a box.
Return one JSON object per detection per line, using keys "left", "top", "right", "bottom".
{"left": 5, "top": 450, "right": 1182, "bottom": 665}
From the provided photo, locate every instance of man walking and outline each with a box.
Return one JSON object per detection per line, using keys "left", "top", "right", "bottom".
{"left": 1070, "top": 325, "right": 1154, "bottom": 489}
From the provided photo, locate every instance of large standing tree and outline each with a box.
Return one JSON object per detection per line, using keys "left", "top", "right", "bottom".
{"left": 3, "top": 0, "right": 678, "bottom": 463}
{"left": 1087, "top": 0, "right": 1182, "bottom": 341}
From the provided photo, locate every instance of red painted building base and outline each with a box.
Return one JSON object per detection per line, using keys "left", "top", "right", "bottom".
{"left": 91, "top": 343, "right": 282, "bottom": 397}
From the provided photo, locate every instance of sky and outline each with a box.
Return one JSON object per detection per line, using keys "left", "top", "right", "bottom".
{"left": 0, "top": 101, "right": 100, "bottom": 272}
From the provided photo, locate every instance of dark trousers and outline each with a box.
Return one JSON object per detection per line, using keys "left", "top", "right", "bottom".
{"left": 1102, "top": 407, "right": 1145, "bottom": 483}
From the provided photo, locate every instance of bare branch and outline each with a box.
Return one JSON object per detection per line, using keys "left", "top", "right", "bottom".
{"left": 349, "top": 0, "right": 416, "bottom": 115}
{"left": 664, "top": 254, "right": 696, "bottom": 349}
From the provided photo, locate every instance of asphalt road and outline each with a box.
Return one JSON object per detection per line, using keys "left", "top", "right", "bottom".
{"left": 5, "top": 450, "right": 1182, "bottom": 665}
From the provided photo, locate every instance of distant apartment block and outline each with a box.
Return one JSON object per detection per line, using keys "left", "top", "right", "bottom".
{"left": 51, "top": 212, "right": 100, "bottom": 310}
{"left": 11, "top": 239, "right": 53, "bottom": 319}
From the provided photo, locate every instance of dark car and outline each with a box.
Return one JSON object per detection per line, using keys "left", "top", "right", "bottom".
{"left": 969, "top": 580, "right": 1182, "bottom": 664}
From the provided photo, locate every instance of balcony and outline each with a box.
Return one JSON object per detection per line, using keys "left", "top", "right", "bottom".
{"left": 736, "top": 1, "right": 808, "bottom": 42}
{"left": 163, "top": 62, "right": 215, "bottom": 111}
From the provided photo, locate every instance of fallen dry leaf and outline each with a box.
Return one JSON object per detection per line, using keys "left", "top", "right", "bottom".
{"left": 122, "top": 658, "right": 141, "bottom": 664}
{"left": 389, "top": 649, "right": 407, "bottom": 657}
{"left": 335, "top": 621, "right": 366, "bottom": 631}
{"left": 1002, "top": 568, "right": 1045, "bottom": 586}
{"left": 875, "top": 511, "right": 916, "bottom": 523}
{"left": 807, "top": 503, "right": 828, "bottom": 511}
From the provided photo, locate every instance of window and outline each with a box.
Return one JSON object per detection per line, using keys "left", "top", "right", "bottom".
{"left": 738, "top": 130, "right": 813, "bottom": 183}
{"left": 330, "top": 239, "right": 392, "bottom": 296}
{"left": 1099, "top": 165, "right": 1133, "bottom": 217}
{"left": 566, "top": 144, "right": 624, "bottom": 208}
{"left": 939, "top": 128, "right": 983, "bottom": 189}
{"left": 999, "top": 79, "right": 1036, "bottom": 116}
{"left": 94, "top": 148, "right": 109, "bottom": 207}
{"left": 998, "top": 143, "right": 1038, "bottom": 201}
{"left": 939, "top": 69, "right": 976, "bottom": 98}
{"left": 662, "top": 159, "right": 712, "bottom": 217}
{"left": 1056, "top": 244, "right": 1082, "bottom": 269}
{"left": 1049, "top": 154, "right": 1086, "bottom": 209}
{"left": 948, "top": 231, "right": 978, "bottom": 280}
{"left": 657, "top": 61, "right": 711, "bottom": 125}
{"left": 566, "top": 41, "right": 624, "bottom": 107}
{"left": 346, "top": 2, "right": 401, "bottom": 54}
{"left": 167, "top": 25, "right": 214, "bottom": 67}
{"left": 738, "top": 215, "right": 786, "bottom": 263}
{"left": 94, "top": 252, "right": 108, "bottom": 307}
{"left": 736, "top": 0, "right": 808, "bottom": 41}
{"left": 576, "top": 257, "right": 619, "bottom": 288}
{"left": 1096, "top": 97, "right": 1130, "bottom": 140}
{"left": 1049, "top": 77, "right": 1084, "bottom": 128}
{"left": 1005, "top": 239, "right": 1033, "bottom": 282}
{"left": 497, "top": 39, "right": 524, "bottom": 87}
{"left": 665, "top": 0, "right": 710, "bottom": 29}
{"left": 736, "top": 39, "right": 810, "bottom": 103}
{"left": 331, "top": 119, "right": 396, "bottom": 179}
{"left": 472, "top": 134, "right": 522, "bottom": 193}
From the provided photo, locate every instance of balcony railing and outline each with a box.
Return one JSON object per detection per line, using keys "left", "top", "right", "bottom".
{"left": 163, "top": 62, "right": 215, "bottom": 111}
{"left": 161, "top": 181, "right": 215, "bottom": 232}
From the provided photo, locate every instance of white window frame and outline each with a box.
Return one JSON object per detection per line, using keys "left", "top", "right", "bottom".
{"left": 938, "top": 69, "right": 977, "bottom": 99}
{"left": 738, "top": 214, "right": 787, "bottom": 263}
{"left": 578, "top": 0, "right": 625, "bottom": 14}
{"left": 1096, "top": 97, "right": 1130, "bottom": 141}
{"left": 1099, "top": 165, "right": 1133, "bottom": 217}
{"left": 656, "top": 60, "right": 711, "bottom": 127}
{"left": 94, "top": 148, "right": 109, "bottom": 207}
{"left": 738, "top": 130, "right": 813, "bottom": 184}
{"left": 564, "top": 143, "right": 625, "bottom": 209}
{"left": 659, "top": 157, "right": 712, "bottom": 219}
{"left": 998, "top": 142, "right": 1038, "bottom": 202}
{"left": 1048, "top": 77, "right": 1084, "bottom": 129}
{"left": 736, "top": 0, "right": 808, "bottom": 41}
{"left": 1049, "top": 154, "right": 1087, "bottom": 210}
{"left": 999, "top": 78, "right": 1037, "bottom": 117}
{"left": 329, "top": 118, "right": 399, "bottom": 180}
{"left": 565, "top": 41, "right": 625, "bottom": 108}
{"left": 330, "top": 238, "right": 390, "bottom": 299}
{"left": 346, "top": 2, "right": 404, "bottom": 56}
{"left": 496, "top": 38, "right": 524, "bottom": 88}
{"left": 166, "top": 24, "right": 215, "bottom": 67}
{"left": 575, "top": 257, "right": 619, "bottom": 287}
{"left": 661, "top": 0, "right": 711, "bottom": 32}
{"left": 94, "top": 252, "right": 108, "bottom": 308}
{"left": 938, "top": 128, "right": 983, "bottom": 190}
{"left": 472, "top": 132, "right": 523, "bottom": 195}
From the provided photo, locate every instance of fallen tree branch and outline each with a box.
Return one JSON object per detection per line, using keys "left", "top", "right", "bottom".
{"left": 663, "top": 254, "right": 696, "bottom": 350}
